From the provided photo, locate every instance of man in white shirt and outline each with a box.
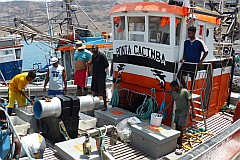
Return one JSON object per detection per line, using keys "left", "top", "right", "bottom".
{"left": 43, "top": 57, "right": 67, "bottom": 96}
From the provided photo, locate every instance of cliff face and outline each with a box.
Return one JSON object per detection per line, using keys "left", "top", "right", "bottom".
{"left": 0, "top": 0, "right": 115, "bottom": 34}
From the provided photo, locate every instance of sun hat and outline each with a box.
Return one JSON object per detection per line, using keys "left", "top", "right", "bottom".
{"left": 75, "top": 41, "right": 86, "bottom": 50}
{"left": 50, "top": 57, "right": 58, "bottom": 65}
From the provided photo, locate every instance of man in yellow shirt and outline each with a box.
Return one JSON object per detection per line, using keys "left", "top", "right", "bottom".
{"left": 7, "top": 71, "right": 36, "bottom": 115}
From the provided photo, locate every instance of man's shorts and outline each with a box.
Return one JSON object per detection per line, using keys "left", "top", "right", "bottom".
{"left": 91, "top": 76, "right": 106, "bottom": 93}
{"left": 174, "top": 114, "right": 188, "bottom": 127}
{"left": 74, "top": 69, "right": 88, "bottom": 88}
{"left": 7, "top": 90, "right": 26, "bottom": 108}
{"left": 48, "top": 90, "right": 64, "bottom": 96}
{"left": 178, "top": 63, "right": 198, "bottom": 78}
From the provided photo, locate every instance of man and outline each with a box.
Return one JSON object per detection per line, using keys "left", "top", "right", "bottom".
{"left": 159, "top": 81, "right": 195, "bottom": 150}
{"left": 91, "top": 45, "right": 109, "bottom": 111}
{"left": 178, "top": 26, "right": 208, "bottom": 89}
{"left": 7, "top": 71, "right": 36, "bottom": 115}
{"left": 43, "top": 57, "right": 67, "bottom": 96}
{"left": 0, "top": 109, "right": 46, "bottom": 160}
{"left": 74, "top": 41, "right": 92, "bottom": 96}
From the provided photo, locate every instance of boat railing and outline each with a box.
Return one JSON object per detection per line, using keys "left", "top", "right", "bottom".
{"left": 177, "top": 62, "right": 213, "bottom": 129}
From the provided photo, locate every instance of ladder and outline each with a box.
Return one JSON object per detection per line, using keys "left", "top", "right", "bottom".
{"left": 178, "top": 62, "right": 213, "bottom": 130}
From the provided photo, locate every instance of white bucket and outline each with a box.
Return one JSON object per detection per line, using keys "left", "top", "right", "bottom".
{"left": 150, "top": 113, "right": 163, "bottom": 126}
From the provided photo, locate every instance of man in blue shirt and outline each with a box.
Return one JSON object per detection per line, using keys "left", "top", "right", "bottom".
{"left": 74, "top": 41, "right": 92, "bottom": 96}
{"left": 178, "top": 26, "right": 208, "bottom": 90}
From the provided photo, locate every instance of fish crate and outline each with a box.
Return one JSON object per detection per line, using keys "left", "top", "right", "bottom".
{"left": 131, "top": 122, "right": 180, "bottom": 158}
{"left": 94, "top": 107, "right": 136, "bottom": 127}
{"left": 10, "top": 116, "right": 30, "bottom": 136}
{"left": 78, "top": 113, "right": 97, "bottom": 131}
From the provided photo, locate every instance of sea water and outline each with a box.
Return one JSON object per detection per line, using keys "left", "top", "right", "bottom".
{"left": 22, "top": 41, "right": 50, "bottom": 70}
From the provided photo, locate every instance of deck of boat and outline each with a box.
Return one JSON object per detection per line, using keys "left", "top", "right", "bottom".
{"left": 42, "top": 112, "right": 233, "bottom": 160}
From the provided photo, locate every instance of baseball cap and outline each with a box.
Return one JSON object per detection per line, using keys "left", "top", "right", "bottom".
{"left": 50, "top": 57, "right": 58, "bottom": 64}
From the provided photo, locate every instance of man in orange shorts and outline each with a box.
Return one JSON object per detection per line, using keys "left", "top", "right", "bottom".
{"left": 7, "top": 70, "right": 36, "bottom": 115}
{"left": 74, "top": 41, "right": 92, "bottom": 96}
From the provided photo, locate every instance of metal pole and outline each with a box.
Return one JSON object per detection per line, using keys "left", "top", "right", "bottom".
{"left": 227, "top": 53, "right": 235, "bottom": 106}
{"left": 46, "top": 0, "right": 54, "bottom": 57}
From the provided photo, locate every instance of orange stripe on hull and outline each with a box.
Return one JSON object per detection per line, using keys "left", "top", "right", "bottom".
{"left": 56, "top": 45, "right": 74, "bottom": 51}
{"left": 114, "top": 71, "right": 230, "bottom": 126}
{"left": 85, "top": 44, "right": 113, "bottom": 49}
{"left": 0, "top": 44, "right": 23, "bottom": 49}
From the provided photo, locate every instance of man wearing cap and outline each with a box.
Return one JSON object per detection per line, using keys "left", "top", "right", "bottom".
{"left": 7, "top": 70, "right": 36, "bottom": 115}
{"left": 178, "top": 26, "right": 208, "bottom": 89}
{"left": 74, "top": 41, "right": 92, "bottom": 96}
{"left": 43, "top": 57, "right": 67, "bottom": 96}
{"left": 91, "top": 45, "right": 109, "bottom": 111}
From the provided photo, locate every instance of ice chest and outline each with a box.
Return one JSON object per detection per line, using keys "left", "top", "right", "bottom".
{"left": 131, "top": 122, "right": 180, "bottom": 158}
{"left": 10, "top": 116, "right": 30, "bottom": 136}
{"left": 94, "top": 107, "right": 136, "bottom": 126}
{"left": 78, "top": 113, "right": 97, "bottom": 130}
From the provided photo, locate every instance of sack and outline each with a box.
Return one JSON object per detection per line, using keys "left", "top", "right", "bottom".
{"left": 116, "top": 117, "right": 141, "bottom": 142}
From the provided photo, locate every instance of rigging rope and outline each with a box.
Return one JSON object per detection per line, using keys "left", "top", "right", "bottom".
{"left": 136, "top": 88, "right": 158, "bottom": 120}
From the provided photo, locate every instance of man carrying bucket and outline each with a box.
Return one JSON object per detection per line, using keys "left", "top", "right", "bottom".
{"left": 159, "top": 81, "right": 195, "bottom": 153}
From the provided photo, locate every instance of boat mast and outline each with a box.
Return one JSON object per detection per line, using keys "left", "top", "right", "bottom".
{"left": 65, "top": 0, "right": 73, "bottom": 38}
{"left": 46, "top": 0, "right": 54, "bottom": 57}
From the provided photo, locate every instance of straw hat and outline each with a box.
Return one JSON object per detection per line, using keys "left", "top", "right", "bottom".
{"left": 75, "top": 41, "right": 86, "bottom": 50}
{"left": 50, "top": 57, "right": 58, "bottom": 64}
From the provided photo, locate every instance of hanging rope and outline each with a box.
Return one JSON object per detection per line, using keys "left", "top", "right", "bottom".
{"left": 109, "top": 84, "right": 119, "bottom": 107}
{"left": 136, "top": 88, "right": 158, "bottom": 120}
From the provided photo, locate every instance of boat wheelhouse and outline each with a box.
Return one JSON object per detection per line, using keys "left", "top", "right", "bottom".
{"left": 110, "top": 0, "right": 233, "bottom": 126}
{"left": 0, "top": 35, "right": 23, "bottom": 82}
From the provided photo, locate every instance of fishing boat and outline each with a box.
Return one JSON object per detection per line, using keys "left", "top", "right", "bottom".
{"left": 0, "top": 0, "right": 239, "bottom": 160}
{"left": 0, "top": 0, "right": 113, "bottom": 96}
{"left": 0, "top": 34, "right": 24, "bottom": 84}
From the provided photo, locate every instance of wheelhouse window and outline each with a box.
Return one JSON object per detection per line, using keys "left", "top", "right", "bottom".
{"left": 175, "top": 17, "right": 182, "bottom": 46}
{"left": 15, "top": 49, "right": 21, "bottom": 59}
{"left": 113, "top": 16, "right": 126, "bottom": 40}
{"left": 128, "top": 17, "right": 145, "bottom": 42}
{"left": 149, "top": 16, "right": 170, "bottom": 45}
{"left": 0, "top": 49, "right": 14, "bottom": 56}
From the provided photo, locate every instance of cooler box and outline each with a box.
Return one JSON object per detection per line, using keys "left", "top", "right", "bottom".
{"left": 10, "top": 116, "right": 30, "bottom": 136}
{"left": 131, "top": 122, "right": 180, "bottom": 158}
{"left": 55, "top": 136, "right": 99, "bottom": 160}
{"left": 15, "top": 107, "right": 40, "bottom": 133}
{"left": 78, "top": 113, "right": 97, "bottom": 130}
{"left": 94, "top": 107, "right": 136, "bottom": 126}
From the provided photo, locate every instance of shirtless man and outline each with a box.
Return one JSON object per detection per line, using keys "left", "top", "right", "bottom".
{"left": 74, "top": 41, "right": 92, "bottom": 96}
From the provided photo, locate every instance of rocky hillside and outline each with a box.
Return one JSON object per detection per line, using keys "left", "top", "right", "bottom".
{"left": 0, "top": 0, "right": 115, "bottom": 34}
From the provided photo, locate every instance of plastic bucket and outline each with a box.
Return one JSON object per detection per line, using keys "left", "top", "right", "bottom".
{"left": 150, "top": 113, "right": 162, "bottom": 126}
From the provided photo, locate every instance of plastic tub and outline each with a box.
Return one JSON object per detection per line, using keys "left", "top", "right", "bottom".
{"left": 10, "top": 116, "right": 30, "bottom": 136}
{"left": 78, "top": 113, "right": 97, "bottom": 131}
{"left": 150, "top": 113, "right": 162, "bottom": 126}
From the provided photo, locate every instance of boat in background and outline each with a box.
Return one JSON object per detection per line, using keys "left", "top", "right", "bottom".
{"left": 0, "top": 35, "right": 24, "bottom": 84}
